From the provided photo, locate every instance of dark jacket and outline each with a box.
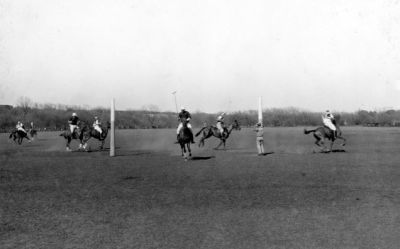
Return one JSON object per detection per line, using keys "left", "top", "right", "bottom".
{"left": 178, "top": 110, "right": 191, "bottom": 122}
{"left": 69, "top": 116, "right": 79, "bottom": 125}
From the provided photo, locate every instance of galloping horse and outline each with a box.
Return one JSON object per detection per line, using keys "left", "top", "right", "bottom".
{"left": 79, "top": 122, "right": 110, "bottom": 151}
{"left": 59, "top": 126, "right": 82, "bottom": 151}
{"left": 304, "top": 123, "right": 346, "bottom": 152}
{"left": 9, "top": 130, "right": 31, "bottom": 144}
{"left": 177, "top": 120, "right": 192, "bottom": 159}
{"left": 195, "top": 120, "right": 241, "bottom": 149}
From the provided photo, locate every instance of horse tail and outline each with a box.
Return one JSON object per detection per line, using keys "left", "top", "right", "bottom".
{"left": 195, "top": 127, "right": 206, "bottom": 137}
{"left": 304, "top": 128, "right": 316, "bottom": 135}
{"left": 9, "top": 132, "right": 13, "bottom": 139}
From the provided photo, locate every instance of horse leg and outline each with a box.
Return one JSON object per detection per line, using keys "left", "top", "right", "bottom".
{"left": 329, "top": 140, "right": 334, "bottom": 152}
{"left": 319, "top": 138, "right": 328, "bottom": 153}
{"left": 198, "top": 137, "right": 204, "bottom": 147}
{"left": 337, "top": 136, "right": 346, "bottom": 146}
{"left": 66, "top": 137, "right": 72, "bottom": 151}
{"left": 78, "top": 140, "right": 84, "bottom": 150}
{"left": 188, "top": 143, "right": 191, "bottom": 157}
{"left": 180, "top": 144, "right": 185, "bottom": 157}
{"left": 198, "top": 131, "right": 213, "bottom": 147}
{"left": 214, "top": 140, "right": 223, "bottom": 150}
{"left": 321, "top": 138, "right": 332, "bottom": 153}
{"left": 198, "top": 134, "right": 208, "bottom": 147}
{"left": 82, "top": 142, "right": 89, "bottom": 151}
{"left": 314, "top": 139, "right": 321, "bottom": 147}
{"left": 98, "top": 139, "right": 105, "bottom": 150}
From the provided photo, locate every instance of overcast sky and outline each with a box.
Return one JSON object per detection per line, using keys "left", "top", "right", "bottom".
{"left": 1, "top": 0, "right": 400, "bottom": 113}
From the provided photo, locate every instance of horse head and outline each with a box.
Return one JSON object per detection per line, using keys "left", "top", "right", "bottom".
{"left": 181, "top": 119, "right": 189, "bottom": 128}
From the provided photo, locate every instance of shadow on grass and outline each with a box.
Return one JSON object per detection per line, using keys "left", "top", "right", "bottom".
{"left": 122, "top": 176, "right": 144, "bottom": 181}
{"left": 190, "top": 156, "right": 215, "bottom": 160}
{"left": 318, "top": 149, "right": 346, "bottom": 153}
{"left": 332, "top": 149, "right": 346, "bottom": 153}
{"left": 259, "top": 152, "right": 274, "bottom": 156}
{"left": 98, "top": 147, "right": 122, "bottom": 151}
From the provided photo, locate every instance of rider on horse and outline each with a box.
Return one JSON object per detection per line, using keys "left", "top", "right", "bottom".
{"left": 13, "top": 121, "right": 31, "bottom": 143}
{"left": 322, "top": 110, "right": 337, "bottom": 138}
{"left": 216, "top": 112, "right": 227, "bottom": 138}
{"left": 93, "top": 116, "right": 102, "bottom": 134}
{"left": 68, "top": 113, "right": 80, "bottom": 136}
{"left": 16, "top": 121, "right": 27, "bottom": 134}
{"left": 176, "top": 106, "right": 195, "bottom": 144}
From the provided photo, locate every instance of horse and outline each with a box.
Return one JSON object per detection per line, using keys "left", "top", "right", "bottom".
{"left": 9, "top": 129, "right": 31, "bottom": 144}
{"left": 304, "top": 123, "right": 346, "bottom": 153}
{"left": 195, "top": 120, "right": 241, "bottom": 149}
{"left": 177, "top": 120, "right": 192, "bottom": 160}
{"left": 29, "top": 129, "right": 38, "bottom": 140}
{"left": 59, "top": 126, "right": 82, "bottom": 151}
{"left": 79, "top": 122, "right": 110, "bottom": 151}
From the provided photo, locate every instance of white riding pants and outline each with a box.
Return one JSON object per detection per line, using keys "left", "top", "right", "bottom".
{"left": 94, "top": 125, "right": 102, "bottom": 134}
{"left": 323, "top": 118, "right": 336, "bottom": 131}
{"left": 177, "top": 123, "right": 193, "bottom": 134}
{"left": 70, "top": 124, "right": 78, "bottom": 133}
{"left": 216, "top": 122, "right": 224, "bottom": 134}
{"left": 17, "top": 127, "right": 27, "bottom": 133}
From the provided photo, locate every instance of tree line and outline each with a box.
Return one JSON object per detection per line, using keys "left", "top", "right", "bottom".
{"left": 1, "top": 99, "right": 400, "bottom": 133}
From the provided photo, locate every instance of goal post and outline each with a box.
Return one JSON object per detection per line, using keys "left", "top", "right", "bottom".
{"left": 110, "top": 98, "right": 115, "bottom": 157}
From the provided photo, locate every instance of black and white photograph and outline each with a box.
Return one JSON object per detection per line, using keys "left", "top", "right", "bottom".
{"left": 1, "top": 1, "right": 400, "bottom": 248}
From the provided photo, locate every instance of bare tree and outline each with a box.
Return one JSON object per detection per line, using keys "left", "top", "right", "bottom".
{"left": 142, "top": 104, "right": 161, "bottom": 128}
{"left": 16, "top": 96, "right": 33, "bottom": 117}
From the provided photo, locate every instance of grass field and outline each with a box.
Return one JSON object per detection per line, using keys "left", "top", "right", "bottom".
{"left": 1, "top": 127, "right": 400, "bottom": 249}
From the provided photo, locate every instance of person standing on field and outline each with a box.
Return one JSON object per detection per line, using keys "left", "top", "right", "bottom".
{"left": 254, "top": 122, "right": 265, "bottom": 155}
